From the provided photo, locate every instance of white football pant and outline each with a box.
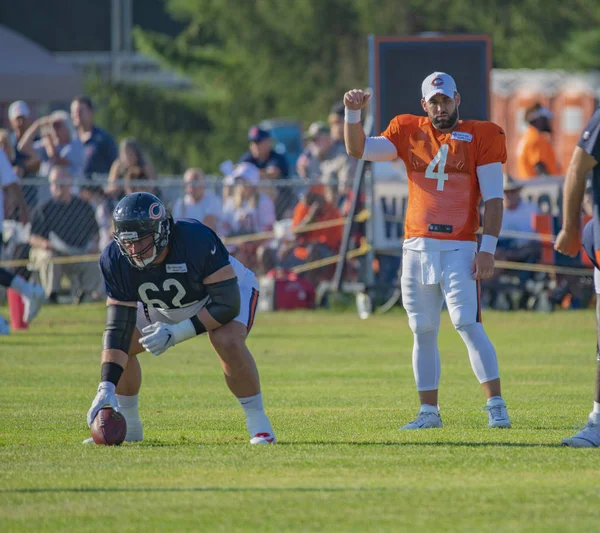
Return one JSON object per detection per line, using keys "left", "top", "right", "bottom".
{"left": 401, "top": 248, "right": 499, "bottom": 391}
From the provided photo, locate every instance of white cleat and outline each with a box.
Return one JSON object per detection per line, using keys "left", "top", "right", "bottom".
{"left": 400, "top": 411, "right": 443, "bottom": 430}
{"left": 250, "top": 432, "right": 276, "bottom": 444}
{"left": 0, "top": 317, "right": 10, "bottom": 335}
{"left": 484, "top": 400, "right": 511, "bottom": 428}
{"left": 562, "top": 421, "right": 600, "bottom": 448}
{"left": 23, "top": 284, "right": 45, "bottom": 324}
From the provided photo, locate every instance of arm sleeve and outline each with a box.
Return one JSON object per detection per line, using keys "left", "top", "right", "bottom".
{"left": 379, "top": 116, "right": 404, "bottom": 159}
{"left": 476, "top": 162, "right": 504, "bottom": 201}
{"left": 476, "top": 123, "right": 508, "bottom": 166}
{"left": 578, "top": 108, "right": 600, "bottom": 162}
{"left": 362, "top": 136, "right": 399, "bottom": 162}
{"left": 99, "top": 247, "right": 137, "bottom": 302}
{"left": 0, "top": 151, "right": 17, "bottom": 187}
{"left": 200, "top": 228, "right": 231, "bottom": 278}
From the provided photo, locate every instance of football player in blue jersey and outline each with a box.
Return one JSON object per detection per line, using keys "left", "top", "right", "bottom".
{"left": 85, "top": 192, "right": 275, "bottom": 444}
{"left": 555, "top": 105, "right": 600, "bottom": 447}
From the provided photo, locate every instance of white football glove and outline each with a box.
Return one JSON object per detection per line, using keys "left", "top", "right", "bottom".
{"left": 87, "top": 381, "right": 119, "bottom": 427}
{"left": 140, "top": 322, "right": 177, "bottom": 356}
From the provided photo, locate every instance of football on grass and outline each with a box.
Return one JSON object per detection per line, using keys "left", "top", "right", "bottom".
{"left": 90, "top": 407, "right": 127, "bottom": 446}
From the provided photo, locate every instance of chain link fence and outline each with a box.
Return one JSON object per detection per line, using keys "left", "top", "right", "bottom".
{"left": 1, "top": 175, "right": 374, "bottom": 307}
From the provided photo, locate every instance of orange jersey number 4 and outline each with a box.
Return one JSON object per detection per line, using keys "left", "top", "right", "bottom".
{"left": 425, "top": 145, "right": 449, "bottom": 191}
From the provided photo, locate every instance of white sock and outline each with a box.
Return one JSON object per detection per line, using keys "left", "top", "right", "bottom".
{"left": 10, "top": 276, "right": 33, "bottom": 299}
{"left": 238, "top": 392, "right": 274, "bottom": 437}
{"left": 487, "top": 396, "right": 504, "bottom": 406}
{"left": 589, "top": 402, "right": 600, "bottom": 423}
{"left": 420, "top": 404, "right": 439, "bottom": 414}
{"left": 117, "top": 394, "right": 143, "bottom": 441}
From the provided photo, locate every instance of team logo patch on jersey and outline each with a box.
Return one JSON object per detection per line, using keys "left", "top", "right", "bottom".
{"left": 166, "top": 263, "right": 188, "bottom": 273}
{"left": 451, "top": 131, "right": 473, "bottom": 142}
{"left": 149, "top": 202, "right": 164, "bottom": 219}
{"left": 583, "top": 131, "right": 591, "bottom": 141}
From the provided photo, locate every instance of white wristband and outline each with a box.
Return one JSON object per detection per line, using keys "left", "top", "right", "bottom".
{"left": 344, "top": 107, "right": 361, "bottom": 124}
{"left": 170, "top": 319, "right": 197, "bottom": 345}
{"left": 480, "top": 235, "right": 498, "bottom": 255}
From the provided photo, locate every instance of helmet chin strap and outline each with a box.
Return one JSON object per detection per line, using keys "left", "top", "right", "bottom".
{"left": 134, "top": 244, "right": 157, "bottom": 267}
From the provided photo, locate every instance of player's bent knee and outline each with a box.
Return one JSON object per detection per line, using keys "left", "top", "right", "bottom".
{"left": 408, "top": 314, "right": 439, "bottom": 335}
{"left": 209, "top": 322, "right": 247, "bottom": 355}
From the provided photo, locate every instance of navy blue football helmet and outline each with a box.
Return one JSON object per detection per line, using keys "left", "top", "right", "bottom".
{"left": 113, "top": 192, "right": 171, "bottom": 269}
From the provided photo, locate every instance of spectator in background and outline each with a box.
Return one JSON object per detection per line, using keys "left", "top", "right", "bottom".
{"left": 7, "top": 101, "right": 39, "bottom": 178}
{"left": 0, "top": 130, "right": 29, "bottom": 223}
{"left": 277, "top": 184, "right": 343, "bottom": 286}
{"left": 328, "top": 102, "right": 346, "bottom": 145}
{"left": 329, "top": 101, "right": 358, "bottom": 189}
{"left": 497, "top": 175, "right": 540, "bottom": 263}
{"left": 79, "top": 185, "right": 115, "bottom": 252}
{"left": 483, "top": 175, "right": 541, "bottom": 309}
{"left": 290, "top": 185, "right": 343, "bottom": 256}
{"left": 107, "top": 138, "right": 156, "bottom": 198}
{"left": 18, "top": 110, "right": 84, "bottom": 178}
{"left": 172, "top": 168, "right": 223, "bottom": 233}
{"left": 297, "top": 121, "right": 356, "bottom": 202}
{"left": 222, "top": 162, "right": 275, "bottom": 236}
{"left": 70, "top": 96, "right": 118, "bottom": 178}
{"left": 239, "top": 125, "right": 295, "bottom": 219}
{"left": 7, "top": 101, "right": 40, "bottom": 209}
{"left": 516, "top": 103, "right": 559, "bottom": 179}
{"left": 123, "top": 165, "right": 160, "bottom": 198}
{"left": 29, "top": 166, "right": 100, "bottom": 303}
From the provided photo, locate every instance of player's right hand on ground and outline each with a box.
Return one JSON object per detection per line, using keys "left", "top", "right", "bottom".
{"left": 554, "top": 228, "right": 581, "bottom": 257}
{"left": 87, "top": 382, "right": 119, "bottom": 427}
{"left": 343, "top": 89, "right": 371, "bottom": 110}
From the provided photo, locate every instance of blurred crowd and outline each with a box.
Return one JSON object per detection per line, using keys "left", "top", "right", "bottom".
{"left": 0, "top": 97, "right": 363, "bottom": 305}
{"left": 0, "top": 95, "right": 591, "bottom": 310}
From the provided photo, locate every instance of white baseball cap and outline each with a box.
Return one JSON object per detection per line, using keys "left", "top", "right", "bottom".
{"left": 230, "top": 162, "right": 260, "bottom": 185}
{"left": 8, "top": 100, "right": 30, "bottom": 120}
{"left": 421, "top": 72, "right": 458, "bottom": 102}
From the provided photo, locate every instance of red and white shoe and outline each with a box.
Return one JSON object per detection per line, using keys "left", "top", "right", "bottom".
{"left": 250, "top": 432, "right": 276, "bottom": 444}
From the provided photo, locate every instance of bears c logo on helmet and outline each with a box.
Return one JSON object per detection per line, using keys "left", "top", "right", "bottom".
{"left": 149, "top": 202, "right": 163, "bottom": 220}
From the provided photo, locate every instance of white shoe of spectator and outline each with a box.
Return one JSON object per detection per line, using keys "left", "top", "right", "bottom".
{"left": 562, "top": 420, "right": 600, "bottom": 448}
{"left": 484, "top": 399, "right": 511, "bottom": 428}
{"left": 0, "top": 316, "right": 9, "bottom": 335}
{"left": 23, "top": 284, "right": 45, "bottom": 324}
{"left": 400, "top": 410, "right": 443, "bottom": 430}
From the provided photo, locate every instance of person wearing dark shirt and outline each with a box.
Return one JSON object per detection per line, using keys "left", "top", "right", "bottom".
{"left": 84, "top": 192, "right": 276, "bottom": 445}
{"left": 555, "top": 106, "right": 600, "bottom": 447}
{"left": 71, "top": 96, "right": 118, "bottom": 177}
{"left": 29, "top": 167, "right": 100, "bottom": 302}
{"left": 239, "top": 125, "right": 295, "bottom": 219}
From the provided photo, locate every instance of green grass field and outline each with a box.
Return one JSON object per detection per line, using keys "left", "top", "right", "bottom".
{"left": 1, "top": 304, "right": 599, "bottom": 532}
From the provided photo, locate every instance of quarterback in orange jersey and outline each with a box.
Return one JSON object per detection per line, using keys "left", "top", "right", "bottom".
{"left": 344, "top": 72, "right": 511, "bottom": 430}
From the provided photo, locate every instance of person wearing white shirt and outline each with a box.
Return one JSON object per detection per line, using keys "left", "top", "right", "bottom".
{"left": 172, "top": 168, "right": 223, "bottom": 233}
{"left": 222, "top": 163, "right": 276, "bottom": 236}
{"left": 0, "top": 150, "right": 45, "bottom": 334}
{"left": 498, "top": 175, "right": 540, "bottom": 257}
